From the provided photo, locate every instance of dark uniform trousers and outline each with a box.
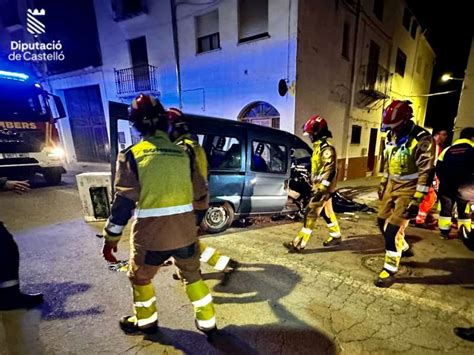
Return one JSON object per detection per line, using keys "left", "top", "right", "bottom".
{"left": 0, "top": 222, "right": 20, "bottom": 294}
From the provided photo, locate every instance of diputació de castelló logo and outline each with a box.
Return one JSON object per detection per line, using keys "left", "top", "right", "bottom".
{"left": 8, "top": 8, "right": 65, "bottom": 62}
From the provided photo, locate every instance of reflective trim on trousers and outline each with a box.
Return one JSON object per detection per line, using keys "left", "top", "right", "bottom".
{"left": 390, "top": 172, "right": 419, "bottom": 180}
{"left": 134, "top": 296, "right": 157, "bottom": 308}
{"left": 329, "top": 232, "right": 341, "bottom": 238}
{"left": 136, "top": 312, "right": 158, "bottom": 327}
{"left": 0, "top": 280, "right": 19, "bottom": 288}
{"left": 200, "top": 247, "right": 216, "bottom": 263}
{"left": 135, "top": 203, "right": 193, "bottom": 218}
{"left": 383, "top": 263, "right": 398, "bottom": 273}
{"left": 322, "top": 180, "right": 331, "bottom": 187}
{"left": 327, "top": 222, "right": 336, "bottom": 228}
{"left": 386, "top": 250, "right": 401, "bottom": 258}
{"left": 196, "top": 316, "right": 216, "bottom": 329}
{"left": 192, "top": 293, "right": 213, "bottom": 308}
{"left": 214, "top": 256, "right": 230, "bottom": 271}
{"left": 438, "top": 216, "right": 452, "bottom": 230}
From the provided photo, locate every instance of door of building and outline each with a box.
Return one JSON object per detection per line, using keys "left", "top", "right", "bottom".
{"left": 64, "top": 85, "right": 109, "bottom": 162}
{"left": 367, "top": 128, "right": 378, "bottom": 172}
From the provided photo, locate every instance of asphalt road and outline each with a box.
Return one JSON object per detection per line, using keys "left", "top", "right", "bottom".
{"left": 0, "top": 172, "right": 473, "bottom": 354}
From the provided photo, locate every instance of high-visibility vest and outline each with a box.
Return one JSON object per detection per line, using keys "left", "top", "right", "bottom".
{"left": 131, "top": 131, "right": 194, "bottom": 218}
{"left": 177, "top": 135, "right": 209, "bottom": 179}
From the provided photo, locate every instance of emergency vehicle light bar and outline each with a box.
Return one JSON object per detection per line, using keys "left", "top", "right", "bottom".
{"left": 0, "top": 70, "right": 29, "bottom": 81}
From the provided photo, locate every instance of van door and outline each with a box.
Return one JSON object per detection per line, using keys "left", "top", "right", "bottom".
{"left": 193, "top": 125, "right": 246, "bottom": 213}
{"left": 241, "top": 130, "right": 290, "bottom": 214}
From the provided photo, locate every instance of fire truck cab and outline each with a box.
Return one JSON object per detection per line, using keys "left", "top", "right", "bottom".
{"left": 0, "top": 70, "right": 67, "bottom": 185}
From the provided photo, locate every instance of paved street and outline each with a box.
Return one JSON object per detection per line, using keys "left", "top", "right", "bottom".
{"left": 0, "top": 172, "right": 473, "bottom": 354}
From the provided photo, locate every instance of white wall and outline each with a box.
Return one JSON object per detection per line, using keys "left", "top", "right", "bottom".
{"left": 176, "top": 0, "right": 299, "bottom": 133}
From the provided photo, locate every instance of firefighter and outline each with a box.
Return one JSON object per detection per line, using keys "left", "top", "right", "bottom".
{"left": 454, "top": 180, "right": 474, "bottom": 342}
{"left": 436, "top": 127, "right": 474, "bottom": 239}
{"left": 376, "top": 100, "right": 436, "bottom": 288}
{"left": 102, "top": 94, "right": 216, "bottom": 336}
{"left": 167, "top": 107, "right": 238, "bottom": 275}
{"left": 414, "top": 129, "right": 448, "bottom": 228}
{"left": 0, "top": 178, "right": 44, "bottom": 310}
{"left": 283, "top": 115, "right": 341, "bottom": 252}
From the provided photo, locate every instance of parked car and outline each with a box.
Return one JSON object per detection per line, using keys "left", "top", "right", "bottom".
{"left": 185, "top": 114, "right": 312, "bottom": 233}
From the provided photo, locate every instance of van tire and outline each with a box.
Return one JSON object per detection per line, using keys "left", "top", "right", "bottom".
{"left": 43, "top": 168, "right": 62, "bottom": 185}
{"left": 200, "top": 203, "right": 234, "bottom": 234}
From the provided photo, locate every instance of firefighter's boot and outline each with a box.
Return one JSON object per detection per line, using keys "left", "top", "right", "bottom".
{"left": 284, "top": 227, "right": 312, "bottom": 252}
{"left": 186, "top": 280, "right": 217, "bottom": 336}
{"left": 120, "top": 283, "right": 158, "bottom": 335}
{"left": 374, "top": 269, "right": 396, "bottom": 288}
{"left": 322, "top": 209, "right": 342, "bottom": 247}
{"left": 119, "top": 316, "right": 158, "bottom": 335}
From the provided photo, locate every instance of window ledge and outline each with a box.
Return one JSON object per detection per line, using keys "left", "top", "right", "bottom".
{"left": 196, "top": 47, "right": 222, "bottom": 56}
{"left": 238, "top": 33, "right": 271, "bottom": 45}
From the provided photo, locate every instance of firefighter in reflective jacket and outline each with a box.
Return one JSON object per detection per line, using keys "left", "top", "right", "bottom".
{"left": 167, "top": 108, "right": 237, "bottom": 274}
{"left": 283, "top": 115, "right": 342, "bottom": 252}
{"left": 376, "top": 100, "right": 436, "bottom": 288}
{"left": 102, "top": 94, "right": 216, "bottom": 336}
{"left": 436, "top": 127, "right": 474, "bottom": 239}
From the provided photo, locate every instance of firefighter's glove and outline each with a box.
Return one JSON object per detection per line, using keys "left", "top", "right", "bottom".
{"left": 102, "top": 240, "right": 119, "bottom": 263}
{"left": 102, "top": 224, "right": 122, "bottom": 263}
{"left": 403, "top": 197, "right": 423, "bottom": 220}
{"left": 377, "top": 184, "right": 386, "bottom": 201}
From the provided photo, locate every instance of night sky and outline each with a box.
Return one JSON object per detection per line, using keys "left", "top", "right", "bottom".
{"left": 407, "top": 0, "right": 473, "bottom": 134}
{"left": 33, "top": 0, "right": 101, "bottom": 74}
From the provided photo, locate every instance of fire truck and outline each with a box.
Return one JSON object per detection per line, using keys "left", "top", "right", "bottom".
{"left": 0, "top": 69, "right": 66, "bottom": 185}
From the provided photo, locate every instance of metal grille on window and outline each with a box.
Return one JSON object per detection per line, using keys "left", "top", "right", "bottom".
{"left": 239, "top": 101, "right": 280, "bottom": 129}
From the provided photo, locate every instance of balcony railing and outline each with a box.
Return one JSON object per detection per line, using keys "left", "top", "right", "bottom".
{"left": 359, "top": 64, "right": 391, "bottom": 100}
{"left": 114, "top": 64, "right": 159, "bottom": 96}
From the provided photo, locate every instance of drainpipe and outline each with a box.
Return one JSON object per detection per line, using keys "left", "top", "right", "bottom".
{"left": 342, "top": 0, "right": 361, "bottom": 181}
{"left": 170, "top": 0, "right": 183, "bottom": 109}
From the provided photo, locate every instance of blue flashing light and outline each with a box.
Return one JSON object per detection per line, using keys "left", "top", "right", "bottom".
{"left": 0, "top": 70, "right": 29, "bottom": 81}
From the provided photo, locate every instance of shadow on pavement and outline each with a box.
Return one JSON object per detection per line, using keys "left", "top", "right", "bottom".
{"left": 396, "top": 258, "right": 474, "bottom": 286}
{"left": 27, "top": 282, "right": 103, "bottom": 320}
{"left": 299, "top": 234, "right": 384, "bottom": 255}
{"left": 206, "top": 262, "right": 337, "bottom": 354}
{"left": 143, "top": 322, "right": 336, "bottom": 354}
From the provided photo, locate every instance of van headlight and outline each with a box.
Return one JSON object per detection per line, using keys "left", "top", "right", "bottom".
{"left": 46, "top": 147, "right": 65, "bottom": 159}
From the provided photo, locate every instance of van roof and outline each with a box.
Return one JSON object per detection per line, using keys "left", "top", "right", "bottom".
{"left": 185, "top": 113, "right": 308, "bottom": 147}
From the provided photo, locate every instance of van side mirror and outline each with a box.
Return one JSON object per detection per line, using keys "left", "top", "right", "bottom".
{"left": 53, "top": 95, "right": 66, "bottom": 119}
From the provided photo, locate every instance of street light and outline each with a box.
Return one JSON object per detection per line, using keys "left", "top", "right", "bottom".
{"left": 441, "top": 73, "right": 464, "bottom": 82}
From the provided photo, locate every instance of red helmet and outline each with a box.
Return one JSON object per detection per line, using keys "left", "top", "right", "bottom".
{"left": 381, "top": 100, "right": 413, "bottom": 132}
{"left": 167, "top": 107, "right": 184, "bottom": 123}
{"left": 303, "top": 115, "right": 329, "bottom": 137}
{"left": 128, "top": 93, "right": 166, "bottom": 124}
{"left": 167, "top": 107, "right": 189, "bottom": 132}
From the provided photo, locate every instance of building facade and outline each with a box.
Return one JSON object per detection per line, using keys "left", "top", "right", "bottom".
{"left": 454, "top": 37, "right": 474, "bottom": 139}
{"left": 0, "top": 0, "right": 435, "bottom": 179}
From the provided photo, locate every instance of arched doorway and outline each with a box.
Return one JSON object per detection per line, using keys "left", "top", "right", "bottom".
{"left": 238, "top": 101, "right": 280, "bottom": 129}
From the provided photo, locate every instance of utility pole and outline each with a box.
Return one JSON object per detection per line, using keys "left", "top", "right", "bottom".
{"left": 170, "top": 0, "right": 183, "bottom": 109}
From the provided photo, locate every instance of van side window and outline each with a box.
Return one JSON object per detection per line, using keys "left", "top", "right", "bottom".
{"left": 251, "top": 141, "right": 287, "bottom": 173}
{"left": 208, "top": 135, "right": 242, "bottom": 170}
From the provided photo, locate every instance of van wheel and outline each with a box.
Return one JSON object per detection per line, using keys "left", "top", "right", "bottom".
{"left": 43, "top": 168, "right": 62, "bottom": 185}
{"left": 200, "top": 203, "right": 234, "bottom": 234}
